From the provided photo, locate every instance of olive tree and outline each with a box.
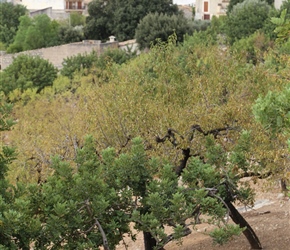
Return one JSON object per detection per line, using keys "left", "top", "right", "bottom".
{"left": 225, "top": 0, "right": 272, "bottom": 44}
{"left": 135, "top": 13, "right": 194, "bottom": 50}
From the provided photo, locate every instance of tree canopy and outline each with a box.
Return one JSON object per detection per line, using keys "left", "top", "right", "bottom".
{"left": 0, "top": 2, "right": 27, "bottom": 47}
{"left": 7, "top": 14, "right": 60, "bottom": 53}
{"left": 225, "top": 0, "right": 272, "bottom": 44}
{"left": 0, "top": 10, "right": 290, "bottom": 249}
{"left": 135, "top": 12, "right": 193, "bottom": 49}
{"left": 0, "top": 55, "right": 58, "bottom": 97}
{"left": 84, "top": 0, "right": 180, "bottom": 41}
{"left": 227, "top": 0, "right": 274, "bottom": 13}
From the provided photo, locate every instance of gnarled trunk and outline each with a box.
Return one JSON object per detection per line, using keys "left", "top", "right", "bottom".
{"left": 143, "top": 231, "right": 158, "bottom": 250}
{"left": 226, "top": 201, "right": 262, "bottom": 249}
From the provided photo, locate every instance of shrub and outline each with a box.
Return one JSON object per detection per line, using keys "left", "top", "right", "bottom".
{"left": 0, "top": 55, "right": 58, "bottom": 96}
{"left": 60, "top": 52, "right": 98, "bottom": 79}
{"left": 231, "top": 32, "right": 273, "bottom": 64}
{"left": 135, "top": 12, "right": 193, "bottom": 50}
{"left": 225, "top": 0, "right": 272, "bottom": 44}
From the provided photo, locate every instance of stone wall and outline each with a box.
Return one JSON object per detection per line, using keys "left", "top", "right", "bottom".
{"left": 0, "top": 40, "right": 119, "bottom": 70}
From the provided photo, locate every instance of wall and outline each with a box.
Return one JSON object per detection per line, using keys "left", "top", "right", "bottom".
{"left": 29, "top": 8, "right": 70, "bottom": 20}
{"left": 15, "top": 0, "right": 65, "bottom": 10}
{"left": 275, "top": 0, "right": 284, "bottom": 9}
{"left": 0, "top": 41, "right": 119, "bottom": 70}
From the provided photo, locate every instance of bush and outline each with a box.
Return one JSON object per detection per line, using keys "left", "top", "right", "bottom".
{"left": 58, "top": 25, "right": 84, "bottom": 44}
{"left": 69, "top": 12, "right": 86, "bottom": 27}
{"left": 135, "top": 12, "right": 193, "bottom": 50}
{"left": 97, "top": 48, "right": 136, "bottom": 68}
{"left": 61, "top": 48, "right": 136, "bottom": 79}
{"left": 231, "top": 32, "right": 273, "bottom": 64}
{"left": 225, "top": 0, "right": 272, "bottom": 44}
{"left": 192, "top": 20, "right": 211, "bottom": 31}
{"left": 227, "top": 0, "right": 274, "bottom": 14}
{"left": 0, "top": 55, "right": 58, "bottom": 96}
{"left": 60, "top": 52, "right": 98, "bottom": 79}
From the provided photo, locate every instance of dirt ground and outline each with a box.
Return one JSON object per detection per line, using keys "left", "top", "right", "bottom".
{"left": 117, "top": 179, "right": 290, "bottom": 250}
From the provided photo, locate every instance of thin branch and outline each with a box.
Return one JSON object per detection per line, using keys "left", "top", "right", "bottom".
{"left": 236, "top": 171, "right": 272, "bottom": 179}
{"left": 95, "top": 218, "right": 110, "bottom": 250}
{"left": 207, "top": 192, "right": 230, "bottom": 223}
{"left": 160, "top": 227, "right": 192, "bottom": 247}
{"left": 78, "top": 199, "right": 110, "bottom": 250}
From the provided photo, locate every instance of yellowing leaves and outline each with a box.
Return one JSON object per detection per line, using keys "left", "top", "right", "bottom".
{"left": 7, "top": 38, "right": 289, "bottom": 183}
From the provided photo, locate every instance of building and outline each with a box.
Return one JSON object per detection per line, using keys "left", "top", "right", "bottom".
{"left": 195, "top": 0, "right": 229, "bottom": 20}
{"left": 12, "top": 0, "right": 92, "bottom": 15}
{"left": 275, "top": 0, "right": 284, "bottom": 9}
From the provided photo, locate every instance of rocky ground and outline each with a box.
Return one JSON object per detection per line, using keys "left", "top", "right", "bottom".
{"left": 117, "top": 179, "right": 290, "bottom": 250}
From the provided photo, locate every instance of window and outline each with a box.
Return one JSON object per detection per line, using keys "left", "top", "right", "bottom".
{"left": 204, "top": 14, "right": 210, "bottom": 20}
{"left": 204, "top": 1, "right": 209, "bottom": 12}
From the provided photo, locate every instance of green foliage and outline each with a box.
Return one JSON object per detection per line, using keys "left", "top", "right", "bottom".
{"left": 58, "top": 25, "right": 84, "bottom": 44}
{"left": 60, "top": 52, "right": 98, "bottom": 79}
{"left": 262, "top": 7, "right": 280, "bottom": 39}
{"left": 252, "top": 76, "right": 290, "bottom": 195}
{"left": 84, "top": 0, "right": 113, "bottom": 41}
{"left": 227, "top": 0, "right": 274, "bottom": 14}
{"left": 84, "top": 0, "right": 180, "bottom": 41}
{"left": 135, "top": 12, "right": 194, "bottom": 50}
{"left": 2, "top": 32, "right": 286, "bottom": 249}
{"left": 69, "top": 12, "right": 86, "bottom": 27}
{"left": 97, "top": 47, "right": 136, "bottom": 67}
{"left": 227, "top": 0, "right": 245, "bottom": 13}
{"left": 0, "top": 100, "right": 16, "bottom": 183}
{"left": 0, "top": 98, "right": 36, "bottom": 250}
{"left": 0, "top": 55, "right": 58, "bottom": 97}
{"left": 181, "top": 16, "right": 227, "bottom": 48}
{"left": 31, "top": 140, "right": 128, "bottom": 249}
{"left": 61, "top": 48, "right": 136, "bottom": 79}
{"left": 231, "top": 31, "right": 272, "bottom": 64}
{"left": 192, "top": 19, "right": 211, "bottom": 31}
{"left": 279, "top": 0, "right": 290, "bottom": 18}
{"left": 0, "top": 130, "right": 256, "bottom": 249}
{"left": 271, "top": 9, "right": 290, "bottom": 46}
{"left": 253, "top": 85, "right": 290, "bottom": 134}
{"left": 192, "top": 6, "right": 196, "bottom": 19}
{"left": 210, "top": 224, "right": 245, "bottom": 245}
{"left": 7, "top": 14, "right": 60, "bottom": 53}
{"left": 0, "top": 2, "right": 27, "bottom": 46}
{"left": 226, "top": 0, "right": 272, "bottom": 44}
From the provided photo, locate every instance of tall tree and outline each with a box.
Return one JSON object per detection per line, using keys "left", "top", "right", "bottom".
{"left": 84, "top": 0, "right": 179, "bottom": 41}
{"left": 0, "top": 2, "right": 27, "bottom": 46}
{"left": 7, "top": 14, "right": 60, "bottom": 53}
{"left": 135, "top": 13, "right": 193, "bottom": 49}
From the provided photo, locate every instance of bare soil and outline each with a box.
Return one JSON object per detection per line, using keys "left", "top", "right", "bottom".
{"left": 117, "top": 179, "right": 290, "bottom": 250}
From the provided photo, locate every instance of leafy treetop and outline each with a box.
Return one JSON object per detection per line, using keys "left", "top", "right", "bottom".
{"left": 84, "top": 0, "right": 179, "bottom": 41}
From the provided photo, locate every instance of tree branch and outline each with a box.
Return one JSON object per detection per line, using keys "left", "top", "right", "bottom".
{"left": 160, "top": 227, "right": 192, "bottom": 247}
{"left": 95, "top": 218, "right": 110, "bottom": 250}
{"left": 236, "top": 171, "right": 272, "bottom": 179}
{"left": 79, "top": 199, "right": 110, "bottom": 250}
